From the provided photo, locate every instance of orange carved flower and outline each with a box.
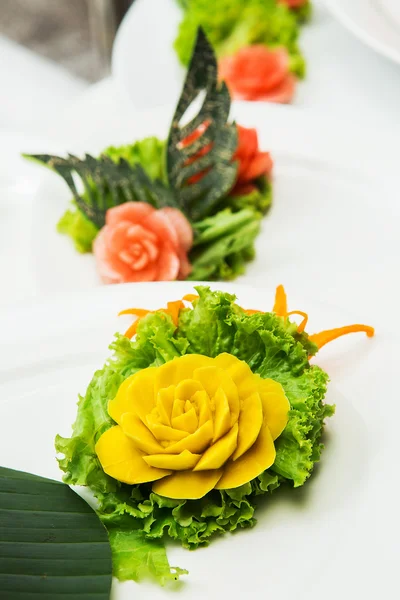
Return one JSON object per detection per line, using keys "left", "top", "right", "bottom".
{"left": 219, "top": 45, "right": 296, "bottom": 103}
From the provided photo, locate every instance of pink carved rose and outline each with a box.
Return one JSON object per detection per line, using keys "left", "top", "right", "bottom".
{"left": 219, "top": 45, "right": 296, "bottom": 104}
{"left": 93, "top": 202, "right": 193, "bottom": 284}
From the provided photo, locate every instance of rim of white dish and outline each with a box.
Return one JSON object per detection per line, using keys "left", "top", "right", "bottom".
{"left": 325, "top": 0, "right": 400, "bottom": 66}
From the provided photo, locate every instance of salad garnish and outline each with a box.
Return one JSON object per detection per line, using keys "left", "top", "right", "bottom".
{"left": 56, "top": 284, "right": 373, "bottom": 586}
{"left": 25, "top": 29, "right": 273, "bottom": 284}
{"left": 120, "top": 284, "right": 375, "bottom": 350}
{"left": 174, "top": 0, "right": 312, "bottom": 102}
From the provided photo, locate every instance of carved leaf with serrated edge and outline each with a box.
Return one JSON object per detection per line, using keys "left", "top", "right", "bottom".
{"left": 167, "top": 28, "right": 238, "bottom": 221}
{"left": 26, "top": 154, "right": 177, "bottom": 228}
{"left": 25, "top": 28, "right": 238, "bottom": 228}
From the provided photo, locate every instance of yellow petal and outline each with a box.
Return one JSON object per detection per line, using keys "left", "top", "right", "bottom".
{"left": 152, "top": 469, "right": 223, "bottom": 499}
{"left": 108, "top": 368, "right": 156, "bottom": 424}
{"left": 194, "top": 365, "right": 240, "bottom": 425}
{"left": 194, "top": 423, "right": 238, "bottom": 471}
{"left": 166, "top": 420, "right": 213, "bottom": 454}
{"left": 174, "top": 379, "right": 204, "bottom": 401}
{"left": 144, "top": 449, "right": 200, "bottom": 470}
{"left": 192, "top": 390, "right": 212, "bottom": 426}
{"left": 256, "top": 378, "right": 290, "bottom": 440}
{"left": 216, "top": 423, "right": 276, "bottom": 490}
{"left": 213, "top": 354, "right": 251, "bottom": 416}
{"left": 145, "top": 416, "right": 189, "bottom": 442}
{"left": 232, "top": 391, "right": 263, "bottom": 460}
{"left": 214, "top": 353, "right": 251, "bottom": 389}
{"left": 212, "top": 386, "right": 231, "bottom": 442}
{"left": 155, "top": 355, "right": 213, "bottom": 392}
{"left": 171, "top": 407, "right": 198, "bottom": 434}
{"left": 156, "top": 386, "right": 175, "bottom": 425}
{"left": 95, "top": 425, "right": 170, "bottom": 484}
{"left": 155, "top": 390, "right": 173, "bottom": 426}
{"left": 121, "top": 413, "right": 165, "bottom": 454}
{"left": 171, "top": 398, "right": 185, "bottom": 420}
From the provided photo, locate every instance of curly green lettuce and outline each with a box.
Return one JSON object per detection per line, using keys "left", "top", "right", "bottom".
{"left": 225, "top": 176, "right": 273, "bottom": 214}
{"left": 57, "top": 206, "right": 99, "bottom": 253}
{"left": 293, "top": 1, "right": 312, "bottom": 24}
{"left": 174, "top": 0, "right": 306, "bottom": 78}
{"left": 103, "top": 137, "right": 166, "bottom": 182}
{"left": 56, "top": 287, "right": 334, "bottom": 584}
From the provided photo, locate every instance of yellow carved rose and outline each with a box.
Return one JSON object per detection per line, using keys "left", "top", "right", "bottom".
{"left": 95, "top": 353, "right": 289, "bottom": 499}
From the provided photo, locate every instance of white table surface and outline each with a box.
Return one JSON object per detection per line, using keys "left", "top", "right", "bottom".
{"left": 2, "top": 0, "right": 400, "bottom": 307}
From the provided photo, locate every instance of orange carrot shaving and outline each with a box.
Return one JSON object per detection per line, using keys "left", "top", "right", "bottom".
{"left": 309, "top": 324, "right": 375, "bottom": 350}
{"left": 273, "top": 284, "right": 287, "bottom": 316}
{"left": 286, "top": 310, "right": 308, "bottom": 333}
{"left": 271, "top": 286, "right": 374, "bottom": 349}
{"left": 120, "top": 301, "right": 186, "bottom": 338}
{"left": 164, "top": 301, "right": 184, "bottom": 326}
{"left": 124, "top": 319, "right": 142, "bottom": 339}
{"left": 244, "top": 309, "right": 262, "bottom": 315}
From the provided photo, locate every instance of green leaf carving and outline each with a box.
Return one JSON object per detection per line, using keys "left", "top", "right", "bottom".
{"left": 25, "top": 154, "right": 177, "bottom": 228}
{"left": 167, "top": 28, "right": 238, "bottom": 221}
{"left": 25, "top": 28, "right": 239, "bottom": 228}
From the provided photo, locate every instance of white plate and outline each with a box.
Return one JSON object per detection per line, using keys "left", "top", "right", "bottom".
{"left": 112, "top": 0, "right": 184, "bottom": 110}
{"left": 325, "top": 0, "right": 400, "bottom": 65}
{"left": 0, "top": 280, "right": 396, "bottom": 599}
{"left": 31, "top": 100, "right": 400, "bottom": 326}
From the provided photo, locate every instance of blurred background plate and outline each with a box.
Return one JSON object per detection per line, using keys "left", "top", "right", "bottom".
{"left": 112, "top": 0, "right": 400, "bottom": 132}
{"left": 30, "top": 97, "right": 400, "bottom": 331}
{"left": 325, "top": 0, "right": 400, "bottom": 65}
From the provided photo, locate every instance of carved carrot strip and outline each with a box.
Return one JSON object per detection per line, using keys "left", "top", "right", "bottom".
{"left": 273, "top": 284, "right": 287, "bottom": 316}
{"left": 286, "top": 310, "right": 308, "bottom": 333}
{"left": 309, "top": 325, "right": 375, "bottom": 350}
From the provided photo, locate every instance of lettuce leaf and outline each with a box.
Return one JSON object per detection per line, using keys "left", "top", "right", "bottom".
{"left": 174, "top": 0, "right": 305, "bottom": 78}
{"left": 108, "top": 529, "right": 187, "bottom": 585}
{"left": 293, "top": 1, "right": 312, "bottom": 24}
{"left": 103, "top": 137, "right": 166, "bottom": 182}
{"left": 57, "top": 206, "right": 99, "bottom": 254}
{"left": 224, "top": 177, "right": 273, "bottom": 214}
{"left": 189, "top": 209, "right": 261, "bottom": 280}
{"left": 56, "top": 287, "right": 333, "bottom": 584}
